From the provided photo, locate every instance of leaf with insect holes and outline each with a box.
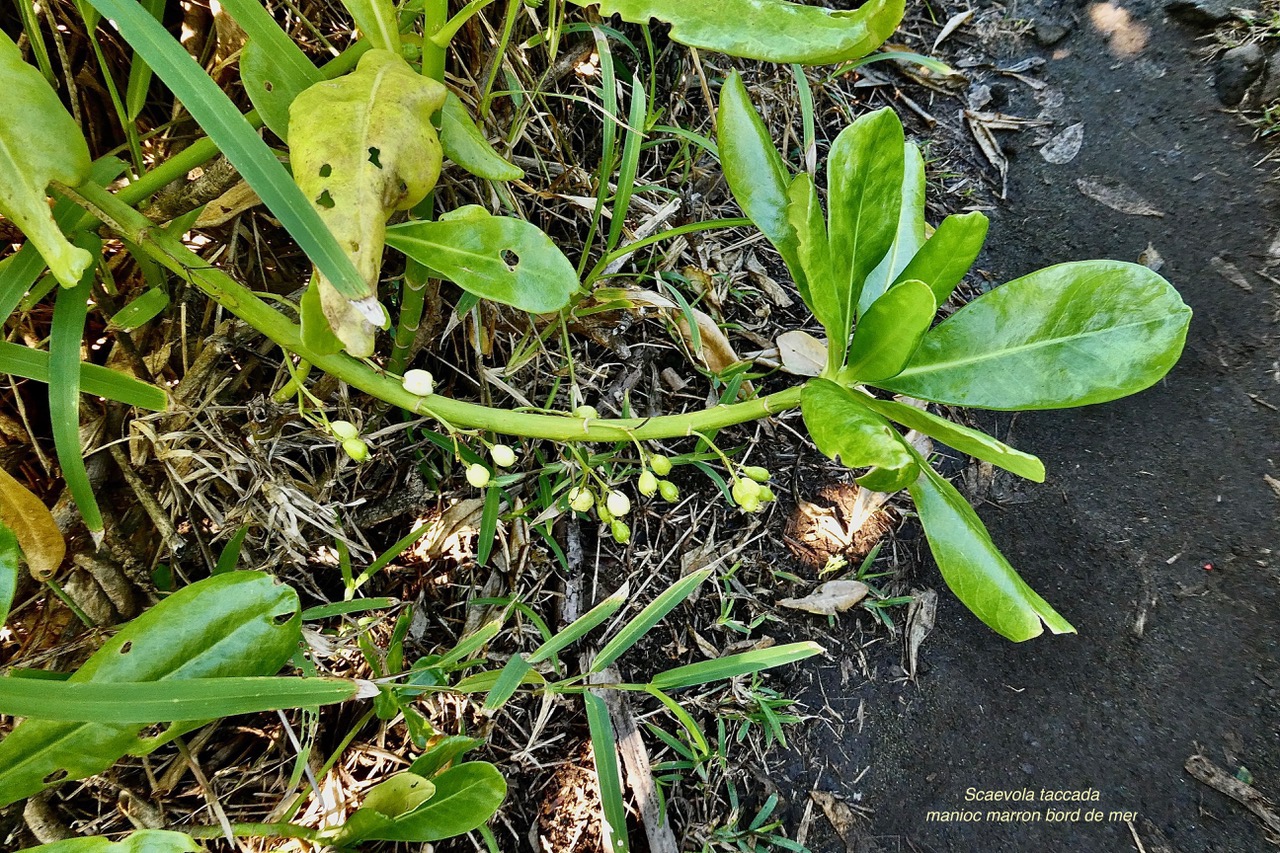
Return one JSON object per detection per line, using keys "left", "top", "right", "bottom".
{"left": 0, "top": 572, "right": 300, "bottom": 807}
{"left": 0, "top": 31, "right": 92, "bottom": 288}
{"left": 289, "top": 50, "right": 447, "bottom": 356}
{"left": 571, "top": 0, "right": 904, "bottom": 64}
{"left": 15, "top": 830, "right": 202, "bottom": 852}
{"left": 0, "top": 467, "right": 65, "bottom": 582}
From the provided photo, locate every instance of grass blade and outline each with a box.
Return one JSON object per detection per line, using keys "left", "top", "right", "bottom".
{"left": 0, "top": 522, "right": 17, "bottom": 627}
{"left": 528, "top": 582, "right": 628, "bottom": 664}
{"left": 649, "top": 641, "right": 824, "bottom": 691}
{"left": 0, "top": 676, "right": 362, "bottom": 722}
{"left": 584, "top": 692, "right": 630, "bottom": 853}
{"left": 50, "top": 243, "right": 103, "bottom": 537}
{"left": 82, "top": 0, "right": 368, "bottom": 301}
{"left": 482, "top": 655, "right": 532, "bottom": 711}
{"left": 590, "top": 569, "right": 711, "bottom": 673}
{"left": 0, "top": 342, "right": 167, "bottom": 411}
{"left": 605, "top": 74, "right": 648, "bottom": 253}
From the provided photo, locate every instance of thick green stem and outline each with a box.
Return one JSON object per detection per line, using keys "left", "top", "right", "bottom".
{"left": 183, "top": 822, "right": 319, "bottom": 841}
{"left": 70, "top": 182, "right": 803, "bottom": 442}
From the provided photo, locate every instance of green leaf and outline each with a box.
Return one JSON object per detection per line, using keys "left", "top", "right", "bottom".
{"left": 528, "top": 583, "right": 628, "bottom": 664}
{"left": 81, "top": 0, "right": 369, "bottom": 304}
{"left": 854, "top": 394, "right": 1045, "bottom": 483}
{"left": 650, "top": 641, "right": 824, "bottom": 691}
{"left": 290, "top": 49, "right": 446, "bottom": 356}
{"left": 0, "top": 341, "right": 168, "bottom": 412}
{"left": 482, "top": 655, "right": 532, "bottom": 711}
{"left": 800, "top": 378, "right": 917, "bottom": 493}
{"left": 219, "top": 0, "right": 323, "bottom": 141}
{"left": 880, "top": 261, "right": 1193, "bottom": 410}
{"left": 0, "top": 468, "right": 65, "bottom": 582}
{"left": 826, "top": 108, "right": 904, "bottom": 362}
{"left": 341, "top": 0, "right": 402, "bottom": 54}
{"left": 0, "top": 677, "right": 360, "bottom": 722}
{"left": 908, "top": 463, "right": 1075, "bottom": 641}
{"left": 441, "top": 91, "right": 523, "bottom": 181}
{"left": 335, "top": 772, "right": 437, "bottom": 845}
{"left": 843, "top": 279, "right": 936, "bottom": 382}
{"left": 0, "top": 522, "right": 17, "bottom": 628}
{"left": 356, "top": 762, "right": 507, "bottom": 842}
{"left": 408, "top": 735, "right": 483, "bottom": 778}
{"left": 584, "top": 693, "right": 630, "bottom": 853}
{"left": 0, "top": 30, "right": 92, "bottom": 288}
{"left": 0, "top": 571, "right": 301, "bottom": 807}
{"left": 716, "top": 72, "right": 804, "bottom": 301}
{"left": 385, "top": 206, "right": 580, "bottom": 314}
{"left": 590, "top": 569, "right": 712, "bottom": 673}
{"left": 50, "top": 248, "right": 102, "bottom": 536}
{"left": 18, "top": 830, "right": 201, "bottom": 853}
{"left": 570, "top": 0, "right": 903, "bottom": 64}
{"left": 107, "top": 287, "right": 169, "bottom": 333}
{"left": 860, "top": 142, "right": 925, "bottom": 314}
{"left": 891, "top": 211, "right": 989, "bottom": 304}
{"left": 785, "top": 173, "right": 837, "bottom": 347}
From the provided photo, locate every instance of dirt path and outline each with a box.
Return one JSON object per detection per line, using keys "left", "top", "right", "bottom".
{"left": 783, "top": 3, "right": 1280, "bottom": 851}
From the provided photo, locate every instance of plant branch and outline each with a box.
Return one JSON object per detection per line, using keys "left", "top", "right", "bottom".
{"left": 68, "top": 182, "right": 804, "bottom": 442}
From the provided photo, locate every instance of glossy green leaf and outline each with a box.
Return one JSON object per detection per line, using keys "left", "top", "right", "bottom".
{"left": 892, "top": 211, "right": 989, "bottom": 304}
{"left": 482, "top": 655, "right": 532, "bottom": 711}
{"left": 385, "top": 206, "right": 580, "bottom": 314}
{"left": 0, "top": 522, "right": 17, "bottom": 627}
{"left": 716, "top": 72, "right": 805, "bottom": 301}
{"left": 408, "top": 735, "right": 483, "bottom": 778}
{"left": 786, "top": 173, "right": 838, "bottom": 351}
{"left": 107, "top": 287, "right": 169, "bottom": 333}
{"left": 880, "top": 261, "right": 1193, "bottom": 410}
{"left": 0, "top": 468, "right": 64, "bottom": 582}
{"left": 342, "top": 0, "right": 402, "bottom": 54}
{"left": 855, "top": 394, "right": 1045, "bottom": 482}
{"left": 0, "top": 676, "right": 360, "bottom": 722}
{"left": 0, "top": 342, "right": 167, "bottom": 412}
{"left": 50, "top": 247, "right": 102, "bottom": 536}
{"left": 571, "top": 0, "right": 904, "bottom": 64}
{"left": 590, "top": 569, "right": 712, "bottom": 673}
{"left": 123, "top": 0, "right": 165, "bottom": 121}
{"left": 0, "top": 30, "right": 92, "bottom": 288}
{"left": 650, "top": 641, "right": 824, "bottom": 691}
{"left": 0, "top": 571, "right": 301, "bottom": 807}
{"left": 290, "top": 49, "right": 446, "bottom": 356}
{"left": 299, "top": 276, "right": 344, "bottom": 356}
{"left": 18, "top": 830, "right": 201, "bottom": 853}
{"left": 220, "top": 0, "right": 322, "bottom": 141}
{"left": 843, "top": 279, "right": 936, "bottom": 383}
{"left": 585, "top": 693, "right": 630, "bottom": 853}
{"left": 860, "top": 142, "right": 925, "bottom": 314}
{"left": 908, "top": 462, "right": 1075, "bottom": 641}
{"left": 82, "top": 0, "right": 369, "bottom": 304}
{"left": 800, "top": 378, "right": 917, "bottom": 492}
{"left": 335, "top": 772, "right": 437, "bottom": 845}
{"left": 357, "top": 762, "right": 507, "bottom": 842}
{"left": 441, "top": 92, "right": 522, "bottom": 181}
{"left": 826, "top": 108, "right": 904, "bottom": 361}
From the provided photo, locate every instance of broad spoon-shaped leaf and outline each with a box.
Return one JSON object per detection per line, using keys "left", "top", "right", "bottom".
{"left": 800, "top": 378, "right": 918, "bottom": 492}
{"left": 290, "top": 50, "right": 447, "bottom": 356}
{"left": 572, "top": 0, "right": 905, "bottom": 64}
{"left": 0, "top": 31, "right": 92, "bottom": 288}
{"left": 0, "top": 571, "right": 300, "bottom": 807}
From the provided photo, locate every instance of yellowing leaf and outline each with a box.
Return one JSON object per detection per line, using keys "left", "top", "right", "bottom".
{"left": 0, "top": 467, "right": 65, "bottom": 581}
{"left": 289, "top": 50, "right": 447, "bottom": 356}
{"left": 0, "top": 30, "right": 92, "bottom": 288}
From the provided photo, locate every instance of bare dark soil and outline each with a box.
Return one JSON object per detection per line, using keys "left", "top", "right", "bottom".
{"left": 782, "top": 2, "right": 1280, "bottom": 851}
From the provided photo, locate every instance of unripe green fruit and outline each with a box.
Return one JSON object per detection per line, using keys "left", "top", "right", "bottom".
{"left": 465, "top": 463, "right": 491, "bottom": 488}
{"left": 491, "top": 444, "right": 517, "bottom": 468}
{"left": 637, "top": 470, "right": 659, "bottom": 497}
{"left": 342, "top": 437, "right": 370, "bottom": 462}
{"left": 731, "top": 477, "right": 761, "bottom": 506}
{"left": 611, "top": 520, "right": 631, "bottom": 544}
{"left": 649, "top": 454, "right": 672, "bottom": 476}
{"left": 658, "top": 480, "right": 680, "bottom": 502}
{"left": 743, "top": 465, "right": 771, "bottom": 483}
{"left": 597, "top": 504, "right": 613, "bottom": 525}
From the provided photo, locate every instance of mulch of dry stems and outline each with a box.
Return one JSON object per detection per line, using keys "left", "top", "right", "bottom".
{"left": 0, "top": 0, "right": 1046, "bottom": 850}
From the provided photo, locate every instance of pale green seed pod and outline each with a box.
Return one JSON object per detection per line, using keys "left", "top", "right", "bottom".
{"left": 605, "top": 490, "right": 631, "bottom": 517}
{"left": 611, "top": 519, "right": 631, "bottom": 544}
{"left": 568, "top": 486, "right": 595, "bottom": 513}
{"left": 330, "top": 419, "right": 360, "bottom": 441}
{"left": 637, "top": 470, "right": 659, "bottom": 497}
{"left": 658, "top": 480, "right": 680, "bottom": 502}
{"left": 759, "top": 485, "right": 777, "bottom": 503}
{"left": 465, "top": 463, "right": 491, "bottom": 488}
{"left": 491, "top": 444, "right": 518, "bottom": 468}
{"left": 731, "top": 477, "right": 761, "bottom": 507}
{"left": 342, "top": 437, "right": 370, "bottom": 462}
{"left": 743, "top": 465, "right": 771, "bottom": 483}
{"left": 597, "top": 504, "right": 613, "bottom": 525}
{"left": 402, "top": 369, "right": 434, "bottom": 396}
{"left": 649, "top": 454, "right": 673, "bottom": 476}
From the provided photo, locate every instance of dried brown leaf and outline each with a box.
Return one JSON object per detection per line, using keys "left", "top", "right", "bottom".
{"left": 0, "top": 467, "right": 65, "bottom": 580}
{"left": 1076, "top": 176, "right": 1164, "bottom": 217}
{"left": 777, "top": 580, "right": 869, "bottom": 616}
